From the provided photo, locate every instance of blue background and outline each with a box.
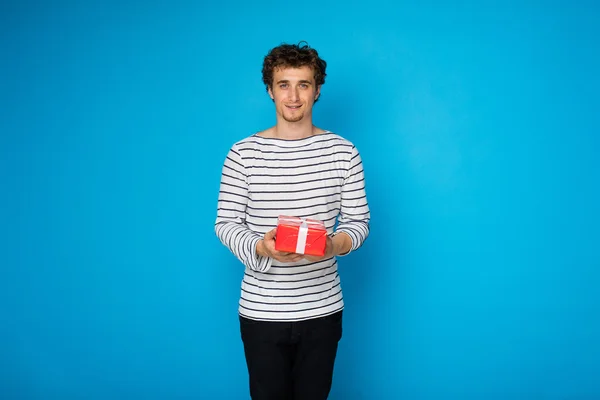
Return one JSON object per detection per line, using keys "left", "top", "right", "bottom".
{"left": 1, "top": 1, "right": 599, "bottom": 399}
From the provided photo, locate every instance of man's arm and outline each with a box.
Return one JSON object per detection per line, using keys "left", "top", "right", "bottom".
{"left": 334, "top": 144, "right": 371, "bottom": 254}
{"left": 304, "top": 145, "right": 370, "bottom": 262}
{"left": 214, "top": 144, "right": 272, "bottom": 272}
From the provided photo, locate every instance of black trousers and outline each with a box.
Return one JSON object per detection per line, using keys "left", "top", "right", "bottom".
{"left": 239, "top": 310, "right": 343, "bottom": 400}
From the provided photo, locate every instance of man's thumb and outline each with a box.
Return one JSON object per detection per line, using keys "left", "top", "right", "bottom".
{"left": 265, "top": 228, "right": 276, "bottom": 240}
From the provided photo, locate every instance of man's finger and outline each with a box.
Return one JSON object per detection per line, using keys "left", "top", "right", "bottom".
{"left": 264, "top": 228, "right": 277, "bottom": 240}
{"left": 276, "top": 253, "right": 302, "bottom": 262}
{"left": 304, "top": 255, "right": 321, "bottom": 262}
{"left": 291, "top": 256, "right": 304, "bottom": 262}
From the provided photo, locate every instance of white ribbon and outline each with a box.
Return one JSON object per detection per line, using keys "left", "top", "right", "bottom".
{"left": 295, "top": 219, "right": 309, "bottom": 254}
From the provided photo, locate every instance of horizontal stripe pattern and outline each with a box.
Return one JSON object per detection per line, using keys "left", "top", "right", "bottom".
{"left": 215, "top": 132, "right": 370, "bottom": 321}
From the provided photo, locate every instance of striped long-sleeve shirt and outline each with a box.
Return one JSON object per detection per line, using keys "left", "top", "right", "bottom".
{"left": 215, "top": 131, "right": 370, "bottom": 322}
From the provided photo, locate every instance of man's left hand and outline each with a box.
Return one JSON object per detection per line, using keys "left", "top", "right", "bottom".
{"left": 303, "top": 232, "right": 352, "bottom": 262}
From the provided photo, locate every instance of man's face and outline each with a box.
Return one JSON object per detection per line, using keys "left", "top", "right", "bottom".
{"left": 268, "top": 66, "right": 320, "bottom": 123}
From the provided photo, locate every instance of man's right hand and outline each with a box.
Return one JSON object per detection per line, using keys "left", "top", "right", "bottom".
{"left": 256, "top": 228, "right": 304, "bottom": 263}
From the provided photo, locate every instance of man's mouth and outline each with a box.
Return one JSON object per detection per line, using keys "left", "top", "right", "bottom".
{"left": 286, "top": 105, "right": 301, "bottom": 110}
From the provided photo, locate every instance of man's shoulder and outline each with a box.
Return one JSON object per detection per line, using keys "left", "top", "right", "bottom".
{"left": 228, "top": 133, "right": 261, "bottom": 149}
{"left": 320, "top": 131, "right": 357, "bottom": 149}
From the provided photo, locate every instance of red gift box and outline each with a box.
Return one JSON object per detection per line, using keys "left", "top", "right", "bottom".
{"left": 274, "top": 215, "right": 327, "bottom": 256}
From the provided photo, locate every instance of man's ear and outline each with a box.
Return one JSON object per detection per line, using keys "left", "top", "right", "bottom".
{"left": 268, "top": 86, "right": 274, "bottom": 100}
{"left": 315, "top": 85, "right": 321, "bottom": 101}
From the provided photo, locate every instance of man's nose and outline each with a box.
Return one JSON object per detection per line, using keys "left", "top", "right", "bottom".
{"left": 288, "top": 87, "right": 299, "bottom": 102}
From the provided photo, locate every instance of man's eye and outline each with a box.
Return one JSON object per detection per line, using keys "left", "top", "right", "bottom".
{"left": 279, "top": 84, "right": 288, "bottom": 89}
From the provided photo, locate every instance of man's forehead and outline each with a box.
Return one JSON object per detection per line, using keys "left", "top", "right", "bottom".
{"left": 273, "top": 66, "right": 315, "bottom": 80}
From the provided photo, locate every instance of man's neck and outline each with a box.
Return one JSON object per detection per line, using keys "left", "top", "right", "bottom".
{"left": 272, "top": 118, "right": 316, "bottom": 140}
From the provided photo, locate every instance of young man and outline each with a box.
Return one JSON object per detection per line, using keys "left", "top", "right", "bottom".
{"left": 214, "top": 42, "right": 370, "bottom": 400}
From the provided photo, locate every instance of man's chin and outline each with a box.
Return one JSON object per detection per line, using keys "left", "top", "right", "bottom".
{"left": 283, "top": 114, "right": 304, "bottom": 123}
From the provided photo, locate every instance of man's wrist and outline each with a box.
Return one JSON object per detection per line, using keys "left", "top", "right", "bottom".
{"left": 331, "top": 232, "right": 352, "bottom": 256}
{"left": 256, "top": 239, "right": 266, "bottom": 257}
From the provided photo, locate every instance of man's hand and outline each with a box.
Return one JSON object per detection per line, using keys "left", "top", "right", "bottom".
{"left": 256, "top": 228, "right": 304, "bottom": 263}
{"left": 303, "top": 232, "right": 352, "bottom": 263}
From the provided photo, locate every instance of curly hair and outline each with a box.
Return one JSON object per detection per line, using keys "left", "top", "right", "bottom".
{"left": 262, "top": 41, "right": 327, "bottom": 102}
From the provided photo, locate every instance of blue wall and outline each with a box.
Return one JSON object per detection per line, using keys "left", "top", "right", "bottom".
{"left": 2, "top": 1, "right": 599, "bottom": 399}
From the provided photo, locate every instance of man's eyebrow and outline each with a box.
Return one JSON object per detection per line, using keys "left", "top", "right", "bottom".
{"left": 275, "top": 79, "right": 313, "bottom": 84}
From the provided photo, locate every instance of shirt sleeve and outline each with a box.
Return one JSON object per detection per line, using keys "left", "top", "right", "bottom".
{"left": 214, "top": 144, "right": 272, "bottom": 272}
{"left": 334, "top": 144, "right": 371, "bottom": 254}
